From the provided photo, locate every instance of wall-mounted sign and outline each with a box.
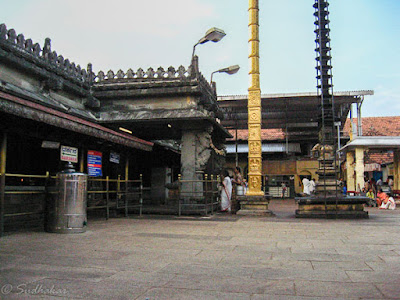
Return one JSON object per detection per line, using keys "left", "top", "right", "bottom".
{"left": 110, "top": 151, "right": 120, "bottom": 164}
{"left": 42, "top": 141, "right": 60, "bottom": 149}
{"left": 60, "top": 145, "right": 78, "bottom": 163}
{"left": 88, "top": 150, "right": 102, "bottom": 177}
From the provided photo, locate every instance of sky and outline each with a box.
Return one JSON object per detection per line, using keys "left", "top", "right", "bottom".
{"left": 1, "top": 0, "right": 399, "bottom": 117}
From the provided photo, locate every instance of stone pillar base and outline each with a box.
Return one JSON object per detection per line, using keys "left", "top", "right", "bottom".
{"left": 236, "top": 195, "right": 274, "bottom": 216}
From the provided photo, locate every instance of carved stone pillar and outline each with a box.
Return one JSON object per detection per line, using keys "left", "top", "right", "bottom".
{"left": 180, "top": 126, "right": 213, "bottom": 198}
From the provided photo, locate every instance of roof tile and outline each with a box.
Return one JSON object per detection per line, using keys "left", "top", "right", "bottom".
{"left": 344, "top": 116, "right": 400, "bottom": 137}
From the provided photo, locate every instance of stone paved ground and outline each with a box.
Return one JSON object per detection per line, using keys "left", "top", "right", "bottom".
{"left": 1, "top": 199, "right": 400, "bottom": 299}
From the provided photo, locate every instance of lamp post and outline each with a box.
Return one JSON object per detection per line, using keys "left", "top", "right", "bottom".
{"left": 210, "top": 65, "right": 240, "bottom": 84}
{"left": 191, "top": 27, "right": 226, "bottom": 63}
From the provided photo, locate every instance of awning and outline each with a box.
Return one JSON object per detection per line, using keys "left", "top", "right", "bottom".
{"left": 0, "top": 91, "right": 153, "bottom": 151}
{"left": 339, "top": 136, "right": 400, "bottom": 152}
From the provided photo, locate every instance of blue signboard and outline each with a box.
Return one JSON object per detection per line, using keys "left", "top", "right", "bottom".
{"left": 87, "top": 150, "right": 102, "bottom": 177}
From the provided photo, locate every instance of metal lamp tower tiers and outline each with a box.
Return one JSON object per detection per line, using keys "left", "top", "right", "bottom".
{"left": 247, "top": 0, "right": 264, "bottom": 196}
{"left": 314, "top": 0, "right": 339, "bottom": 196}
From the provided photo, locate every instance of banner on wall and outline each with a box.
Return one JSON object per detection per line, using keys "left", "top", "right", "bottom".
{"left": 87, "top": 150, "right": 102, "bottom": 177}
{"left": 60, "top": 145, "right": 78, "bottom": 163}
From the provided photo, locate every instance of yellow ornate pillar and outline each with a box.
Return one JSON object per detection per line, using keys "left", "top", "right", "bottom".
{"left": 346, "top": 151, "right": 355, "bottom": 191}
{"left": 247, "top": 0, "right": 263, "bottom": 196}
{"left": 355, "top": 147, "right": 365, "bottom": 192}
{"left": 236, "top": 0, "right": 272, "bottom": 216}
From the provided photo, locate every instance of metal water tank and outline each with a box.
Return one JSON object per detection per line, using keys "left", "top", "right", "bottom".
{"left": 236, "top": 185, "right": 245, "bottom": 196}
{"left": 47, "top": 163, "right": 87, "bottom": 233}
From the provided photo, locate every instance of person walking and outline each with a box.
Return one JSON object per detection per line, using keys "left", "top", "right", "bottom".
{"left": 220, "top": 170, "right": 232, "bottom": 213}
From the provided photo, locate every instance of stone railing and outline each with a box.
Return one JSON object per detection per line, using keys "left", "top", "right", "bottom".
{"left": 0, "top": 24, "right": 93, "bottom": 86}
{"left": 94, "top": 65, "right": 194, "bottom": 82}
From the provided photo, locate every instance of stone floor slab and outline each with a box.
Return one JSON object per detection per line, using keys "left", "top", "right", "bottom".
{"left": 0, "top": 199, "right": 399, "bottom": 299}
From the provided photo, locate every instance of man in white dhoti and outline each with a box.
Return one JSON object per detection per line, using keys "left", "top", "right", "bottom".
{"left": 302, "top": 177, "right": 311, "bottom": 196}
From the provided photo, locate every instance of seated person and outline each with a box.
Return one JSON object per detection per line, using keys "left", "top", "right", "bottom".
{"left": 360, "top": 187, "right": 367, "bottom": 197}
{"left": 366, "top": 188, "right": 376, "bottom": 207}
{"left": 376, "top": 188, "right": 388, "bottom": 207}
{"left": 379, "top": 193, "right": 396, "bottom": 210}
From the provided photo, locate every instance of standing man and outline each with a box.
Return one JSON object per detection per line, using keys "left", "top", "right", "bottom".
{"left": 281, "top": 182, "right": 287, "bottom": 199}
{"left": 302, "top": 177, "right": 311, "bottom": 196}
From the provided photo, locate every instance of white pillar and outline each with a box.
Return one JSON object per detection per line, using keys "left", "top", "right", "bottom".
{"left": 346, "top": 151, "right": 355, "bottom": 191}
{"left": 355, "top": 147, "right": 365, "bottom": 192}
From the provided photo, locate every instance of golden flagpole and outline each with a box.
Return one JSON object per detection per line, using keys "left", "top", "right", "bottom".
{"left": 247, "top": 0, "right": 264, "bottom": 196}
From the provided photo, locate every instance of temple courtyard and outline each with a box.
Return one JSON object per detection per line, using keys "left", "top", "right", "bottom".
{"left": 1, "top": 199, "right": 399, "bottom": 299}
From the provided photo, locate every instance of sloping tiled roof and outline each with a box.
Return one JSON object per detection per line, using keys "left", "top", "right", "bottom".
{"left": 344, "top": 116, "right": 400, "bottom": 137}
{"left": 228, "top": 116, "right": 400, "bottom": 143}
{"left": 343, "top": 116, "right": 399, "bottom": 166}
{"left": 364, "top": 151, "right": 393, "bottom": 165}
{"left": 228, "top": 129, "right": 285, "bottom": 141}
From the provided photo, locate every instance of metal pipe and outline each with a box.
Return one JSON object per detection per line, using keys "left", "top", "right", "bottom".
{"left": 125, "top": 154, "right": 129, "bottom": 181}
{"left": 139, "top": 174, "right": 143, "bottom": 216}
{"left": 79, "top": 148, "right": 85, "bottom": 173}
{"left": 235, "top": 126, "right": 238, "bottom": 167}
{"left": 0, "top": 132, "right": 7, "bottom": 237}
{"left": 357, "top": 97, "right": 363, "bottom": 136}
{"left": 337, "top": 122, "right": 341, "bottom": 158}
{"left": 349, "top": 104, "right": 354, "bottom": 140}
{"left": 106, "top": 176, "right": 109, "bottom": 220}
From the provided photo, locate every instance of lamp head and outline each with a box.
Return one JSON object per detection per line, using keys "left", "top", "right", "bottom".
{"left": 198, "top": 27, "right": 226, "bottom": 44}
{"left": 210, "top": 65, "right": 240, "bottom": 84}
{"left": 219, "top": 65, "right": 240, "bottom": 75}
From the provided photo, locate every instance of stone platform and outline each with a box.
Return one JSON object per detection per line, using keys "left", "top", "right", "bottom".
{"left": 295, "top": 195, "right": 369, "bottom": 219}
{"left": 236, "top": 195, "right": 274, "bottom": 216}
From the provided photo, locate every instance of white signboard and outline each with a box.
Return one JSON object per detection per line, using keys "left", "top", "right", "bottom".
{"left": 110, "top": 151, "right": 120, "bottom": 164}
{"left": 60, "top": 145, "right": 78, "bottom": 163}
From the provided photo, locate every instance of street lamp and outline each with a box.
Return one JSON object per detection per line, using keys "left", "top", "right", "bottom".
{"left": 192, "top": 27, "right": 226, "bottom": 62}
{"left": 210, "top": 65, "right": 240, "bottom": 83}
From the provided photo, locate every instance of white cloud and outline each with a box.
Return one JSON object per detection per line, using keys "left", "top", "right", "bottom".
{"left": 21, "top": 0, "right": 216, "bottom": 38}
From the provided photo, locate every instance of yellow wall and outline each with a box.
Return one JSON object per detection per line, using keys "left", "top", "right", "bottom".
{"left": 263, "top": 160, "right": 296, "bottom": 175}
{"left": 225, "top": 157, "right": 319, "bottom": 194}
{"left": 295, "top": 159, "right": 319, "bottom": 194}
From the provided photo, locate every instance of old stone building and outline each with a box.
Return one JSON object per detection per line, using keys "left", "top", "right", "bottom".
{"left": 0, "top": 23, "right": 229, "bottom": 233}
